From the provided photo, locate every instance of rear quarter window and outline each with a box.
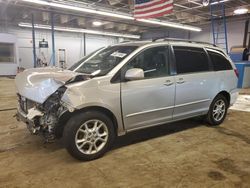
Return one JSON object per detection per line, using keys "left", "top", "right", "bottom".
{"left": 207, "top": 51, "right": 232, "bottom": 71}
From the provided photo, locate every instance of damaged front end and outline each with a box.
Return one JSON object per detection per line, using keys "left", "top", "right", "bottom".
{"left": 15, "top": 67, "right": 90, "bottom": 142}
{"left": 16, "top": 86, "right": 69, "bottom": 141}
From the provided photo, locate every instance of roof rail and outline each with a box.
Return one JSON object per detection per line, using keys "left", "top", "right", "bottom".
{"left": 152, "top": 37, "right": 217, "bottom": 47}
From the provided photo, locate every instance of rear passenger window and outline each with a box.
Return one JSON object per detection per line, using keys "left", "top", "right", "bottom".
{"left": 207, "top": 51, "right": 232, "bottom": 71}
{"left": 173, "top": 46, "right": 209, "bottom": 74}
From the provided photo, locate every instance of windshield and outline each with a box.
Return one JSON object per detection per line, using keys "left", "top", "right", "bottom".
{"left": 69, "top": 45, "right": 138, "bottom": 76}
{"left": 68, "top": 48, "right": 103, "bottom": 71}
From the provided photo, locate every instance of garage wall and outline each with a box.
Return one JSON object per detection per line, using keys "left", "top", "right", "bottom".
{"left": 142, "top": 20, "right": 247, "bottom": 52}
{"left": 1, "top": 25, "right": 118, "bottom": 69}
{"left": 0, "top": 19, "right": 247, "bottom": 73}
{"left": 190, "top": 20, "right": 247, "bottom": 52}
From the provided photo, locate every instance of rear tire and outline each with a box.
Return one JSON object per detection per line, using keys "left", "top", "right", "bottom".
{"left": 206, "top": 94, "right": 229, "bottom": 126}
{"left": 63, "top": 111, "right": 115, "bottom": 161}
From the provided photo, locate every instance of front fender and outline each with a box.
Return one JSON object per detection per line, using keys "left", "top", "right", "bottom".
{"left": 61, "top": 77, "right": 125, "bottom": 136}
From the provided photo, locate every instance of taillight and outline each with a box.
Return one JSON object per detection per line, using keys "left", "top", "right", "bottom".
{"left": 234, "top": 69, "right": 239, "bottom": 78}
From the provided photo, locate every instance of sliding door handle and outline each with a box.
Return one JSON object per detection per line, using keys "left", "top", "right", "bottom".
{"left": 176, "top": 78, "right": 185, "bottom": 84}
{"left": 176, "top": 80, "right": 185, "bottom": 84}
{"left": 164, "top": 80, "right": 174, "bottom": 86}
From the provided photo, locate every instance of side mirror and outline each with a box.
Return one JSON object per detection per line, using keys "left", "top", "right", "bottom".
{"left": 125, "top": 68, "right": 144, "bottom": 81}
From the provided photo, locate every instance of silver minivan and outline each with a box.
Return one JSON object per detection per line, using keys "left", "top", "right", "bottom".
{"left": 15, "top": 39, "right": 239, "bottom": 160}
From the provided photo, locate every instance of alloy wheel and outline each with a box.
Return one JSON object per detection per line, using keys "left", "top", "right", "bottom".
{"left": 212, "top": 99, "right": 226, "bottom": 122}
{"left": 75, "top": 119, "right": 108, "bottom": 155}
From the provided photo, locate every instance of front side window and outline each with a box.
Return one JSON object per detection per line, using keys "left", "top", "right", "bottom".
{"left": 69, "top": 46, "right": 138, "bottom": 76}
{"left": 124, "top": 46, "right": 169, "bottom": 79}
{"left": 207, "top": 50, "right": 232, "bottom": 71}
{"left": 173, "top": 46, "right": 209, "bottom": 74}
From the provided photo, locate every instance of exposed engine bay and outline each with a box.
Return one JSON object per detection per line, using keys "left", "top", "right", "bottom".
{"left": 15, "top": 67, "right": 91, "bottom": 142}
{"left": 17, "top": 87, "right": 67, "bottom": 141}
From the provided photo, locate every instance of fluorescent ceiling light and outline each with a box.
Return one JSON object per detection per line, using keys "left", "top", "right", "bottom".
{"left": 92, "top": 21, "right": 103, "bottom": 26}
{"left": 20, "top": 0, "right": 202, "bottom": 32}
{"left": 234, "top": 8, "right": 248, "bottom": 15}
{"left": 22, "top": 0, "right": 134, "bottom": 20}
{"left": 18, "top": 22, "right": 140, "bottom": 39}
{"left": 210, "top": 0, "right": 230, "bottom": 5}
{"left": 138, "top": 19, "right": 202, "bottom": 32}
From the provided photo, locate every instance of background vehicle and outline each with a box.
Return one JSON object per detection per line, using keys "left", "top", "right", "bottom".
{"left": 15, "top": 39, "right": 239, "bottom": 160}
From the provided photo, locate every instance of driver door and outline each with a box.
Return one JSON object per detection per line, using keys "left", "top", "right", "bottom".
{"left": 120, "top": 46, "right": 175, "bottom": 131}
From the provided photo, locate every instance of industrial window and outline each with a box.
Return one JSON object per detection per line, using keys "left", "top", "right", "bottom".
{"left": 0, "top": 43, "right": 14, "bottom": 63}
{"left": 207, "top": 51, "right": 232, "bottom": 71}
{"left": 125, "top": 46, "right": 169, "bottom": 79}
{"left": 173, "top": 46, "right": 209, "bottom": 74}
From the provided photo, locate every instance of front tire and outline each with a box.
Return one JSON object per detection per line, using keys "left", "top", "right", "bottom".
{"left": 206, "top": 94, "right": 229, "bottom": 126}
{"left": 63, "top": 111, "right": 115, "bottom": 161}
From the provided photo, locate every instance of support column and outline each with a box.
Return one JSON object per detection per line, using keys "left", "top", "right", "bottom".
{"left": 31, "top": 14, "right": 37, "bottom": 68}
{"left": 51, "top": 12, "right": 56, "bottom": 66}
{"left": 83, "top": 33, "right": 86, "bottom": 56}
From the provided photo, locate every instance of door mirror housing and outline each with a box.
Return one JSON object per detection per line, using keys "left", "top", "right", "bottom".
{"left": 125, "top": 68, "right": 144, "bottom": 81}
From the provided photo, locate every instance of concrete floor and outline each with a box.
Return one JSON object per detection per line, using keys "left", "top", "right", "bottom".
{"left": 0, "top": 78, "right": 250, "bottom": 188}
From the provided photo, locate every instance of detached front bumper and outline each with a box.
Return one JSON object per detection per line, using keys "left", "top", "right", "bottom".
{"left": 16, "top": 107, "right": 43, "bottom": 134}
{"left": 16, "top": 92, "right": 67, "bottom": 141}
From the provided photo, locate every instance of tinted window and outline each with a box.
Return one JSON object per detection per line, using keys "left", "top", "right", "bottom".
{"left": 173, "top": 46, "right": 209, "bottom": 74}
{"left": 125, "top": 46, "right": 169, "bottom": 79}
{"left": 207, "top": 51, "right": 232, "bottom": 71}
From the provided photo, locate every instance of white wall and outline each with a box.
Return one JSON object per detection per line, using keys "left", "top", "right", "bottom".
{"left": 142, "top": 20, "right": 248, "bottom": 53}
{"left": 190, "top": 20, "right": 247, "bottom": 51}
{"left": 1, "top": 25, "right": 118, "bottom": 71}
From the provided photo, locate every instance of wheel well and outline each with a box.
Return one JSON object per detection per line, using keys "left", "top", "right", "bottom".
{"left": 55, "top": 106, "right": 118, "bottom": 138}
{"left": 218, "top": 91, "right": 230, "bottom": 104}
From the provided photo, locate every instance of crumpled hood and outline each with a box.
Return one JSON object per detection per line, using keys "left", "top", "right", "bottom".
{"left": 15, "top": 67, "right": 81, "bottom": 103}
